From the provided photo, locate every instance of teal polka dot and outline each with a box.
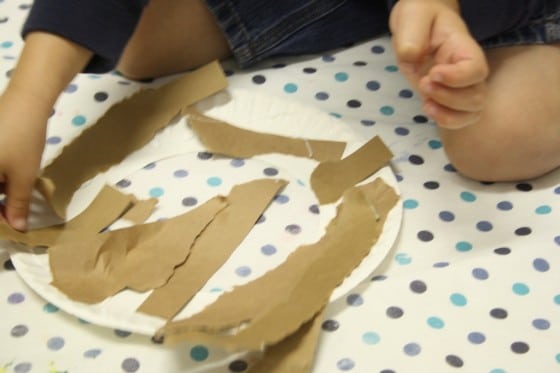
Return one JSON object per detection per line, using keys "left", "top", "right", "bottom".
{"left": 283, "top": 83, "right": 298, "bottom": 93}
{"left": 403, "top": 199, "right": 419, "bottom": 209}
{"left": 395, "top": 253, "right": 412, "bottom": 265}
{"left": 512, "top": 282, "right": 530, "bottom": 296}
{"left": 335, "top": 72, "right": 349, "bottom": 82}
{"left": 329, "top": 112, "right": 342, "bottom": 118}
{"left": 190, "top": 345, "right": 209, "bottom": 362}
{"left": 455, "top": 241, "right": 473, "bottom": 252}
{"left": 555, "top": 353, "right": 560, "bottom": 364}
{"left": 207, "top": 176, "right": 222, "bottom": 186}
{"left": 450, "top": 293, "right": 467, "bottom": 307}
{"left": 489, "top": 369, "right": 507, "bottom": 373}
{"left": 362, "top": 332, "right": 381, "bottom": 345}
{"left": 427, "top": 316, "right": 445, "bottom": 329}
{"left": 43, "top": 303, "right": 59, "bottom": 313}
{"left": 428, "top": 139, "right": 442, "bottom": 149}
{"left": 385, "top": 65, "right": 399, "bottom": 72}
{"left": 1, "top": 41, "right": 13, "bottom": 48}
{"left": 209, "top": 287, "right": 223, "bottom": 293}
{"left": 460, "top": 191, "right": 477, "bottom": 202}
{"left": 554, "top": 294, "right": 560, "bottom": 305}
{"left": 148, "top": 187, "right": 164, "bottom": 198}
{"left": 380, "top": 106, "right": 394, "bottom": 115}
{"left": 535, "top": 205, "right": 552, "bottom": 215}
{"left": 71, "top": 115, "right": 87, "bottom": 126}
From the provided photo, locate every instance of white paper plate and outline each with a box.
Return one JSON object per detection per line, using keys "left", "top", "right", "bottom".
{"left": 9, "top": 88, "right": 402, "bottom": 335}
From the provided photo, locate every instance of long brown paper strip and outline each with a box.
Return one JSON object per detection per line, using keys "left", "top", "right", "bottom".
{"left": 0, "top": 185, "right": 135, "bottom": 247}
{"left": 188, "top": 113, "right": 346, "bottom": 162}
{"left": 37, "top": 61, "right": 228, "bottom": 218}
{"left": 310, "top": 136, "right": 393, "bottom": 204}
{"left": 138, "top": 178, "right": 288, "bottom": 319}
{"left": 160, "top": 178, "right": 399, "bottom": 350}
{"left": 48, "top": 196, "right": 228, "bottom": 304}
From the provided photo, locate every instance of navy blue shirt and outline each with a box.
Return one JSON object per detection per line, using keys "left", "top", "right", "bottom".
{"left": 22, "top": 0, "right": 548, "bottom": 73}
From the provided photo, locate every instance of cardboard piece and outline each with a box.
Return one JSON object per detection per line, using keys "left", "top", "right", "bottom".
{"left": 37, "top": 61, "right": 228, "bottom": 218}
{"left": 119, "top": 197, "right": 158, "bottom": 225}
{"left": 0, "top": 185, "right": 136, "bottom": 247}
{"left": 188, "top": 113, "right": 346, "bottom": 162}
{"left": 249, "top": 307, "right": 326, "bottom": 373}
{"left": 48, "top": 196, "right": 228, "bottom": 304}
{"left": 310, "top": 136, "right": 393, "bottom": 204}
{"left": 159, "top": 178, "right": 399, "bottom": 350}
{"left": 138, "top": 178, "right": 289, "bottom": 319}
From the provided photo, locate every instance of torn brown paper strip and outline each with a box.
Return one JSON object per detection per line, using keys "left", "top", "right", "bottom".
{"left": 188, "top": 112, "right": 346, "bottom": 162}
{"left": 37, "top": 61, "right": 228, "bottom": 218}
{"left": 160, "top": 178, "right": 399, "bottom": 350}
{"left": 0, "top": 185, "right": 135, "bottom": 248}
{"left": 119, "top": 197, "right": 158, "bottom": 225}
{"left": 310, "top": 136, "right": 393, "bottom": 205}
{"left": 248, "top": 307, "right": 326, "bottom": 373}
{"left": 49, "top": 196, "right": 228, "bottom": 304}
{"left": 138, "top": 178, "right": 289, "bottom": 319}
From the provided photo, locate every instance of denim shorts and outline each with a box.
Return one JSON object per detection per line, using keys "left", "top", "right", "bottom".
{"left": 203, "top": 0, "right": 560, "bottom": 68}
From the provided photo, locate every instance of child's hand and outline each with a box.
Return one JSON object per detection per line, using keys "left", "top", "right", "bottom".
{"left": 0, "top": 88, "right": 48, "bottom": 231}
{"left": 389, "top": 0, "right": 489, "bottom": 129}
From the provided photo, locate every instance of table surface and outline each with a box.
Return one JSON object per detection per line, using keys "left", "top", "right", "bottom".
{"left": 1, "top": 2, "right": 560, "bottom": 373}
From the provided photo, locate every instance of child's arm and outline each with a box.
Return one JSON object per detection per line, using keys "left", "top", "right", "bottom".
{"left": 389, "top": 0, "right": 489, "bottom": 129}
{"left": 0, "top": 32, "right": 92, "bottom": 231}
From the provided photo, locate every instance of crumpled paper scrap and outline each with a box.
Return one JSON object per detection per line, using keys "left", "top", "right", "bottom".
{"left": 159, "top": 178, "right": 399, "bottom": 351}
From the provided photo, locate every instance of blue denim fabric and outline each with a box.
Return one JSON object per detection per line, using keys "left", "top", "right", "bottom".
{"left": 203, "top": 0, "right": 390, "bottom": 67}
{"left": 479, "top": 0, "right": 560, "bottom": 48}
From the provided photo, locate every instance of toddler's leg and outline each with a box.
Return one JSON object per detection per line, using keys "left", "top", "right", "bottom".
{"left": 439, "top": 44, "right": 560, "bottom": 181}
{"left": 117, "top": 0, "right": 231, "bottom": 79}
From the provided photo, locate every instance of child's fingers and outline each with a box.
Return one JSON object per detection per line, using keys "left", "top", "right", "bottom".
{"left": 423, "top": 98, "right": 481, "bottom": 130}
{"left": 419, "top": 78, "right": 486, "bottom": 113}
{"left": 429, "top": 57, "right": 489, "bottom": 88}
{"left": 389, "top": 2, "right": 433, "bottom": 66}
{"left": 4, "top": 173, "right": 32, "bottom": 231}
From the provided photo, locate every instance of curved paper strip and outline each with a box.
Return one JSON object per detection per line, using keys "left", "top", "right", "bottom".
{"left": 160, "top": 178, "right": 399, "bottom": 350}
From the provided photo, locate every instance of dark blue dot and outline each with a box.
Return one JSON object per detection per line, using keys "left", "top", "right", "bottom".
{"left": 409, "top": 280, "right": 427, "bottom": 293}
{"left": 446, "top": 355, "right": 464, "bottom": 367}
{"left": 143, "top": 162, "right": 156, "bottom": 169}
{"left": 46, "top": 136, "right": 62, "bottom": 145}
{"left": 84, "top": 348, "right": 102, "bottom": 358}
{"left": 399, "top": 89, "right": 414, "bottom": 98}
{"left": 116, "top": 179, "right": 131, "bottom": 188}
{"left": 494, "top": 247, "right": 511, "bottom": 255}
{"left": 413, "top": 115, "right": 429, "bottom": 123}
{"left": 337, "top": 358, "right": 355, "bottom": 371}
{"left": 197, "top": 151, "right": 213, "bottom": 160}
{"left": 303, "top": 67, "right": 317, "bottom": 73}
{"left": 47, "top": 337, "right": 65, "bottom": 350}
{"left": 64, "top": 83, "right": 78, "bottom": 93}
{"left": 533, "top": 258, "right": 550, "bottom": 272}
{"left": 476, "top": 221, "right": 493, "bottom": 232}
{"left": 395, "top": 127, "right": 410, "bottom": 135}
{"left": 322, "top": 319, "right": 339, "bottom": 331}
{"left": 554, "top": 186, "right": 560, "bottom": 194}
{"left": 371, "top": 45, "right": 385, "bottom": 54}
{"left": 322, "top": 55, "right": 335, "bottom": 62}
{"left": 516, "top": 183, "right": 533, "bottom": 192}
{"left": 439, "top": 211, "right": 455, "bottom": 222}
{"left": 497, "top": 201, "right": 513, "bottom": 210}
{"left": 366, "top": 80, "right": 381, "bottom": 91}
{"left": 285, "top": 224, "right": 301, "bottom": 234}
{"left": 386, "top": 306, "right": 404, "bottom": 318}
{"left": 308, "top": 204, "right": 320, "bottom": 214}
{"left": 114, "top": 329, "right": 132, "bottom": 338}
{"left": 346, "top": 293, "right": 364, "bottom": 306}
{"left": 182, "top": 197, "right": 198, "bottom": 207}
{"left": 360, "top": 119, "right": 376, "bottom": 126}
{"left": 263, "top": 167, "right": 279, "bottom": 176}
{"left": 94, "top": 91, "right": 108, "bottom": 102}
{"left": 274, "top": 194, "right": 289, "bottom": 204}
{"left": 173, "top": 169, "right": 188, "bottom": 178}
{"left": 261, "top": 244, "right": 277, "bottom": 256}
{"left": 444, "top": 163, "right": 457, "bottom": 172}
{"left": 515, "top": 227, "right": 532, "bottom": 236}
{"left": 4, "top": 259, "right": 15, "bottom": 270}
{"left": 228, "top": 360, "right": 248, "bottom": 372}
{"left": 490, "top": 308, "right": 508, "bottom": 319}
{"left": 472, "top": 268, "right": 489, "bottom": 280}
{"left": 252, "top": 75, "right": 266, "bottom": 84}
{"left": 315, "top": 91, "right": 329, "bottom": 100}
{"left": 409, "top": 155, "right": 424, "bottom": 165}
{"left": 511, "top": 341, "right": 530, "bottom": 354}
{"left": 417, "top": 230, "right": 434, "bottom": 242}
{"left": 424, "top": 181, "right": 440, "bottom": 190}
{"left": 347, "top": 99, "right": 362, "bottom": 108}
{"left": 555, "top": 236, "right": 560, "bottom": 246}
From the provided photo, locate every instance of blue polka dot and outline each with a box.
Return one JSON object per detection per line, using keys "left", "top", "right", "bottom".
{"left": 428, "top": 139, "right": 442, "bottom": 149}
{"left": 284, "top": 83, "right": 298, "bottom": 93}
{"left": 555, "top": 236, "right": 560, "bottom": 246}
{"left": 497, "top": 201, "right": 513, "bottom": 211}
{"left": 512, "top": 282, "right": 530, "bottom": 295}
{"left": 64, "top": 83, "right": 78, "bottom": 93}
{"left": 7, "top": 292, "right": 24, "bottom": 304}
{"left": 468, "top": 332, "right": 486, "bottom": 344}
{"left": 450, "top": 293, "right": 467, "bottom": 307}
{"left": 346, "top": 294, "right": 364, "bottom": 306}
{"left": 533, "top": 258, "right": 550, "bottom": 272}
{"left": 182, "top": 197, "right": 198, "bottom": 207}
{"left": 395, "top": 127, "right": 410, "bottom": 136}
{"left": 380, "top": 106, "right": 394, "bottom": 115}
{"left": 556, "top": 353, "right": 560, "bottom": 364}
{"left": 322, "top": 55, "right": 335, "bottom": 62}
{"left": 274, "top": 194, "right": 290, "bottom": 204}
{"left": 235, "top": 266, "right": 252, "bottom": 277}
{"left": 335, "top": 72, "right": 349, "bottom": 82}
{"left": 439, "top": 211, "right": 455, "bottom": 222}
{"left": 403, "top": 343, "right": 422, "bottom": 356}
{"left": 427, "top": 316, "right": 445, "bottom": 329}
{"left": 285, "top": 224, "right": 302, "bottom": 234}
{"left": 47, "top": 336, "right": 65, "bottom": 350}
{"left": 46, "top": 136, "right": 62, "bottom": 145}
{"left": 207, "top": 176, "right": 222, "bottom": 186}
{"left": 84, "top": 349, "right": 102, "bottom": 358}
{"left": 535, "top": 205, "right": 552, "bottom": 215}
{"left": 472, "top": 268, "right": 489, "bottom": 280}
{"left": 476, "top": 221, "right": 493, "bottom": 232}
{"left": 460, "top": 191, "right": 477, "bottom": 202}
{"left": 403, "top": 199, "right": 419, "bottom": 209}
{"left": 362, "top": 332, "right": 380, "bottom": 345}
{"left": 173, "top": 169, "right": 188, "bottom": 178}
{"left": 399, "top": 89, "right": 414, "bottom": 98}
{"left": 190, "top": 345, "right": 209, "bottom": 361}
{"left": 261, "top": 244, "right": 277, "bottom": 256}
{"left": 371, "top": 45, "right": 385, "bottom": 54}
{"left": 230, "top": 159, "right": 245, "bottom": 167}
{"left": 366, "top": 80, "right": 381, "bottom": 91}
{"left": 143, "top": 162, "right": 157, "bottom": 169}
{"left": 148, "top": 187, "right": 164, "bottom": 198}
{"left": 315, "top": 91, "right": 330, "bottom": 100}
{"left": 555, "top": 186, "right": 560, "bottom": 195}
{"left": 455, "top": 241, "right": 473, "bottom": 252}
{"left": 337, "top": 358, "right": 355, "bottom": 371}
{"left": 532, "top": 318, "right": 551, "bottom": 330}
{"left": 71, "top": 115, "right": 87, "bottom": 126}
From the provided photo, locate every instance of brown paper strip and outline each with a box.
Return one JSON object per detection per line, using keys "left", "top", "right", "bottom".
{"left": 119, "top": 197, "right": 158, "bottom": 225}
{"left": 48, "top": 196, "right": 228, "bottom": 304}
{"left": 0, "top": 185, "right": 135, "bottom": 247}
{"left": 249, "top": 307, "right": 326, "bottom": 373}
{"left": 188, "top": 113, "right": 346, "bottom": 162}
{"left": 38, "top": 61, "right": 228, "bottom": 218}
{"left": 138, "top": 178, "right": 288, "bottom": 319}
{"left": 160, "top": 178, "right": 399, "bottom": 350}
{"left": 310, "top": 136, "right": 393, "bottom": 204}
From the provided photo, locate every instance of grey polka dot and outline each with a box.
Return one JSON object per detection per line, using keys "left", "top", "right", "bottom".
{"left": 322, "top": 319, "right": 339, "bottom": 331}
{"left": 10, "top": 324, "right": 28, "bottom": 337}
{"left": 122, "top": 357, "right": 140, "bottom": 372}
{"left": 409, "top": 280, "right": 427, "bottom": 293}
{"left": 446, "top": 354, "right": 464, "bottom": 367}
{"left": 511, "top": 341, "right": 530, "bottom": 354}
{"left": 386, "top": 306, "right": 404, "bottom": 319}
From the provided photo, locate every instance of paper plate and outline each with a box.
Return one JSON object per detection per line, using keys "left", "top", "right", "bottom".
{"left": 10, "top": 88, "right": 402, "bottom": 335}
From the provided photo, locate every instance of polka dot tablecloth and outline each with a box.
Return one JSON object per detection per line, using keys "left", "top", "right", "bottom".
{"left": 1, "top": 2, "right": 560, "bottom": 373}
